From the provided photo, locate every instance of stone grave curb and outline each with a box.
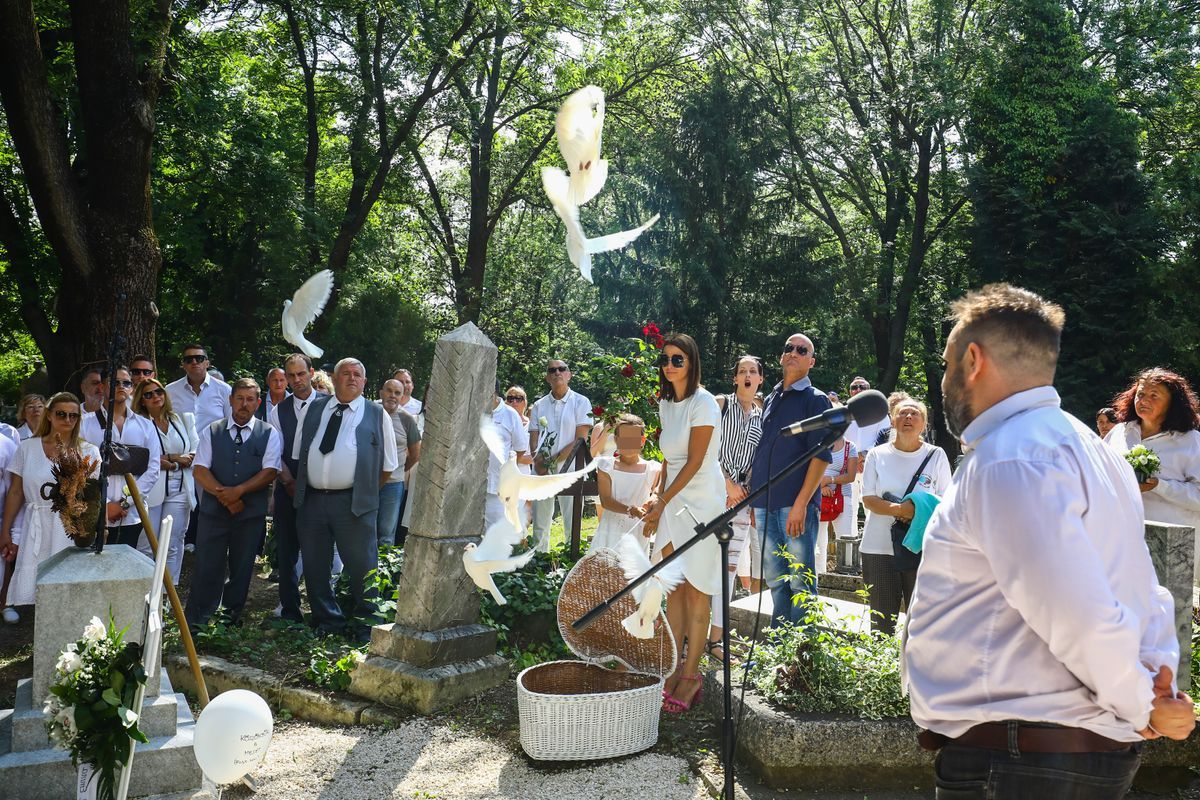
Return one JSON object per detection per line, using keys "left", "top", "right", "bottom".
{"left": 165, "top": 654, "right": 409, "bottom": 729}
{"left": 702, "top": 671, "right": 1200, "bottom": 792}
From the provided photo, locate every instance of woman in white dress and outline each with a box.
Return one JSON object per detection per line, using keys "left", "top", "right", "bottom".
{"left": 134, "top": 378, "right": 198, "bottom": 584}
{"left": 1104, "top": 368, "right": 1200, "bottom": 585}
{"left": 0, "top": 392, "right": 101, "bottom": 607}
{"left": 641, "top": 333, "right": 723, "bottom": 714}
{"left": 588, "top": 414, "right": 661, "bottom": 554}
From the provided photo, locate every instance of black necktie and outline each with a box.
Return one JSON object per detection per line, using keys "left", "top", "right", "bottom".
{"left": 234, "top": 424, "right": 246, "bottom": 445}
{"left": 319, "top": 404, "right": 348, "bottom": 454}
{"left": 96, "top": 408, "right": 107, "bottom": 429}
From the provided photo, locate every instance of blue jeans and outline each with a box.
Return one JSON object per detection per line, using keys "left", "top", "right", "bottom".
{"left": 935, "top": 740, "right": 1140, "bottom": 799}
{"left": 757, "top": 503, "right": 819, "bottom": 627}
{"left": 376, "top": 481, "right": 405, "bottom": 547}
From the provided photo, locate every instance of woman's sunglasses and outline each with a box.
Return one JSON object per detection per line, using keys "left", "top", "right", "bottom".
{"left": 143, "top": 388, "right": 166, "bottom": 398}
{"left": 53, "top": 410, "right": 81, "bottom": 421}
{"left": 656, "top": 354, "right": 686, "bottom": 368}
{"left": 505, "top": 395, "right": 526, "bottom": 403}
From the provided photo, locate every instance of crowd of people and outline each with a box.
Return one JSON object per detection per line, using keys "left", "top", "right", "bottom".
{"left": 0, "top": 280, "right": 1196, "bottom": 795}
{"left": 0, "top": 348, "right": 424, "bottom": 644}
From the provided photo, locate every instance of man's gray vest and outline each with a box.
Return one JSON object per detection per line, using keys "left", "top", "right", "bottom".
{"left": 293, "top": 395, "right": 385, "bottom": 517}
{"left": 199, "top": 417, "right": 273, "bottom": 519}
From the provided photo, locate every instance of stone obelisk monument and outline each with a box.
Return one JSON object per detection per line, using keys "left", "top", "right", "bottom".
{"left": 351, "top": 322, "right": 508, "bottom": 712}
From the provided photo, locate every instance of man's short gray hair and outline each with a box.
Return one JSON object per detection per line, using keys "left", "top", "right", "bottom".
{"left": 335, "top": 357, "right": 366, "bottom": 376}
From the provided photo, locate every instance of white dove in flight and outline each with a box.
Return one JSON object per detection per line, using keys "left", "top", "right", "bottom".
{"left": 541, "top": 167, "right": 659, "bottom": 283}
{"left": 479, "top": 414, "right": 598, "bottom": 529}
{"left": 616, "top": 534, "right": 684, "bottom": 639}
{"left": 463, "top": 517, "right": 537, "bottom": 605}
{"left": 556, "top": 85, "right": 608, "bottom": 207}
{"left": 281, "top": 269, "right": 334, "bottom": 359}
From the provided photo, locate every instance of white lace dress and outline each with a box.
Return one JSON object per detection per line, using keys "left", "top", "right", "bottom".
{"left": 7, "top": 438, "right": 101, "bottom": 605}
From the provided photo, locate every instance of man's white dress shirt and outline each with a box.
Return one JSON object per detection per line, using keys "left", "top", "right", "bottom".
{"left": 528, "top": 388, "right": 592, "bottom": 463}
{"left": 268, "top": 391, "right": 322, "bottom": 463}
{"left": 166, "top": 373, "right": 231, "bottom": 434}
{"left": 81, "top": 410, "right": 162, "bottom": 527}
{"left": 305, "top": 396, "right": 398, "bottom": 490}
{"left": 904, "top": 386, "right": 1178, "bottom": 742}
{"left": 488, "top": 401, "right": 529, "bottom": 493}
{"left": 194, "top": 419, "right": 283, "bottom": 473}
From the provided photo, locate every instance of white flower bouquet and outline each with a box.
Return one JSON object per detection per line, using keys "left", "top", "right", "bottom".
{"left": 45, "top": 614, "right": 149, "bottom": 800}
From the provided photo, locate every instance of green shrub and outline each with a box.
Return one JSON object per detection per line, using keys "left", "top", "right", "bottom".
{"left": 479, "top": 545, "right": 577, "bottom": 663}
{"left": 746, "top": 590, "right": 909, "bottom": 720}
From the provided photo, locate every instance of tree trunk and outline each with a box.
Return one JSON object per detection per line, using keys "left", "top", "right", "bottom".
{"left": 0, "top": 0, "right": 169, "bottom": 390}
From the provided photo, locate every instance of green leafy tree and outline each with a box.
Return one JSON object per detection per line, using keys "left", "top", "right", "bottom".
{"left": 967, "top": 0, "right": 1164, "bottom": 414}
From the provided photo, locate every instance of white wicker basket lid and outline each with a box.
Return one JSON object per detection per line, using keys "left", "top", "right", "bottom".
{"left": 556, "top": 548, "right": 677, "bottom": 678}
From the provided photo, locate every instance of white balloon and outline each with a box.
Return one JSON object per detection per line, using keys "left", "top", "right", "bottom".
{"left": 193, "top": 689, "right": 274, "bottom": 784}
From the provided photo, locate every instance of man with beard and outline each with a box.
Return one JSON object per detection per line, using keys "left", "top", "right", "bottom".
{"left": 905, "top": 283, "right": 1193, "bottom": 798}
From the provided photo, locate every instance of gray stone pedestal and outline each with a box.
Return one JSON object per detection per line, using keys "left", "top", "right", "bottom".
{"left": 1145, "top": 521, "right": 1195, "bottom": 691}
{"left": 351, "top": 323, "right": 508, "bottom": 713}
{"left": 0, "top": 546, "right": 202, "bottom": 796}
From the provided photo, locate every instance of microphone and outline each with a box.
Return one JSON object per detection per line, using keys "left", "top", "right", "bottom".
{"left": 781, "top": 389, "right": 889, "bottom": 437}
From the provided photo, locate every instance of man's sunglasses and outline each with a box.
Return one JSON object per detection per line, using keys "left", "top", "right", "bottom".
{"left": 546, "top": 366, "right": 569, "bottom": 374}
{"left": 131, "top": 368, "right": 154, "bottom": 376}
{"left": 657, "top": 354, "right": 686, "bottom": 368}
{"left": 53, "top": 410, "right": 81, "bottom": 421}
{"left": 782, "top": 343, "right": 809, "bottom": 355}
{"left": 143, "top": 388, "right": 166, "bottom": 398}
{"left": 182, "top": 354, "right": 208, "bottom": 364}
{"left": 505, "top": 395, "right": 526, "bottom": 403}
{"left": 849, "top": 384, "right": 868, "bottom": 391}
{"left": 112, "top": 379, "right": 134, "bottom": 388}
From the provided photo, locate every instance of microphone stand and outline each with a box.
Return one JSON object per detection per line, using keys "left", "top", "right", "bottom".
{"left": 572, "top": 421, "right": 850, "bottom": 800}
{"left": 92, "top": 292, "right": 128, "bottom": 555}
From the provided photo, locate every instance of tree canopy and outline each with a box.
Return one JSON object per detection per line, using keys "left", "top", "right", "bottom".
{"left": 1, "top": 0, "right": 1197, "bottom": 434}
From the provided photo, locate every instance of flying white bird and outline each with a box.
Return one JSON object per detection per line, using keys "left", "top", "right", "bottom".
{"left": 479, "top": 414, "right": 599, "bottom": 529}
{"left": 556, "top": 85, "right": 608, "bottom": 207}
{"left": 541, "top": 167, "right": 660, "bottom": 283}
{"left": 463, "top": 517, "right": 537, "bottom": 605}
{"left": 281, "top": 269, "right": 334, "bottom": 359}
{"left": 616, "top": 534, "right": 684, "bottom": 639}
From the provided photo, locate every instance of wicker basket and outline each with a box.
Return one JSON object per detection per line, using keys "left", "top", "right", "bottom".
{"left": 517, "top": 548, "right": 676, "bottom": 761}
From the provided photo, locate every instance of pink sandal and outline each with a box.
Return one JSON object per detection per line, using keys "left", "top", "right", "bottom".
{"left": 662, "top": 674, "right": 702, "bottom": 714}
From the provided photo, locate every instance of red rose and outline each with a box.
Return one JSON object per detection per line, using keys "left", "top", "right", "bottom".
{"left": 642, "top": 322, "right": 660, "bottom": 338}
{"left": 651, "top": 334, "right": 665, "bottom": 349}
{"left": 651, "top": 427, "right": 661, "bottom": 441}
{"left": 620, "top": 363, "right": 635, "bottom": 378}
{"left": 592, "top": 405, "right": 605, "bottom": 418}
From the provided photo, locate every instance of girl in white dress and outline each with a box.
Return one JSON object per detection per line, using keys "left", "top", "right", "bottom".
{"left": 641, "top": 334, "right": 723, "bottom": 714}
{"left": 588, "top": 414, "right": 661, "bottom": 554}
{"left": 0, "top": 392, "right": 101, "bottom": 607}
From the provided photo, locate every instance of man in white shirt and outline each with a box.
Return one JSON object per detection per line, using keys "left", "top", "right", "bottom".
{"left": 187, "top": 378, "right": 283, "bottom": 627}
{"left": 843, "top": 376, "right": 887, "bottom": 536}
{"left": 528, "top": 359, "right": 592, "bottom": 552}
{"left": 80, "top": 367, "right": 104, "bottom": 413}
{"left": 485, "top": 387, "right": 529, "bottom": 529}
{"left": 257, "top": 368, "right": 288, "bottom": 421}
{"left": 166, "top": 344, "right": 231, "bottom": 434}
{"left": 267, "top": 353, "right": 327, "bottom": 621}
{"left": 81, "top": 366, "right": 162, "bottom": 551}
{"left": 906, "top": 283, "right": 1194, "bottom": 797}
{"left": 392, "top": 368, "right": 423, "bottom": 418}
{"left": 294, "top": 358, "right": 398, "bottom": 641}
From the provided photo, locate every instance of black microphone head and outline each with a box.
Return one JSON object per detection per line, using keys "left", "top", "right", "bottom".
{"left": 846, "top": 389, "right": 889, "bottom": 427}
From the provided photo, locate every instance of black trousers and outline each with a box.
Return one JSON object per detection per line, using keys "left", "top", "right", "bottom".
{"left": 861, "top": 552, "right": 916, "bottom": 636}
{"left": 106, "top": 523, "right": 144, "bottom": 549}
{"left": 185, "top": 512, "right": 265, "bottom": 627}
{"left": 272, "top": 482, "right": 304, "bottom": 622}
{"left": 935, "top": 739, "right": 1140, "bottom": 799}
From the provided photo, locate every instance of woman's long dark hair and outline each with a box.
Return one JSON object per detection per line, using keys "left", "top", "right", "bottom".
{"left": 1113, "top": 367, "right": 1200, "bottom": 434}
{"left": 658, "top": 333, "right": 702, "bottom": 402}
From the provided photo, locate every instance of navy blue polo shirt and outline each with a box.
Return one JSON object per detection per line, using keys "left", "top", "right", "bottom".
{"left": 749, "top": 376, "right": 833, "bottom": 511}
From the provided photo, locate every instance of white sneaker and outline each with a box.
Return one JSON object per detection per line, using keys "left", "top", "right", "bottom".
{"left": 184, "top": 543, "right": 196, "bottom": 554}
{"left": 272, "top": 604, "right": 283, "bottom": 618}
{"left": 2, "top": 607, "right": 18, "bottom": 624}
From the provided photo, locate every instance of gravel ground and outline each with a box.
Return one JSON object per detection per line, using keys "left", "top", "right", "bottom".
{"left": 202, "top": 718, "right": 707, "bottom": 800}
